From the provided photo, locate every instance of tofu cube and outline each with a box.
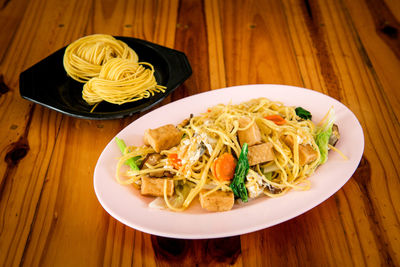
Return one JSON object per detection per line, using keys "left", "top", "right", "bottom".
{"left": 141, "top": 176, "right": 174, "bottom": 197}
{"left": 247, "top": 142, "right": 275, "bottom": 166}
{"left": 199, "top": 190, "right": 234, "bottom": 212}
{"left": 237, "top": 117, "right": 262, "bottom": 146}
{"left": 143, "top": 124, "right": 182, "bottom": 152}
{"left": 298, "top": 144, "right": 319, "bottom": 166}
{"left": 283, "top": 135, "right": 318, "bottom": 166}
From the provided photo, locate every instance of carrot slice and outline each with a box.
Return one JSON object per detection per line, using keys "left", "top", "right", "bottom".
{"left": 213, "top": 153, "right": 236, "bottom": 181}
{"left": 265, "top": 115, "right": 286, "bottom": 125}
{"left": 167, "top": 153, "right": 182, "bottom": 169}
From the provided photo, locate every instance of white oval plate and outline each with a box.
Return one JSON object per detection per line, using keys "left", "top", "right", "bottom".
{"left": 94, "top": 84, "right": 364, "bottom": 239}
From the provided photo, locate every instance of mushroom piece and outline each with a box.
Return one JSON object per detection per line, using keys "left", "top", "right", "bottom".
{"left": 145, "top": 153, "right": 162, "bottom": 166}
{"left": 142, "top": 153, "right": 174, "bottom": 178}
{"left": 177, "top": 114, "right": 193, "bottom": 128}
{"left": 329, "top": 124, "right": 340, "bottom": 147}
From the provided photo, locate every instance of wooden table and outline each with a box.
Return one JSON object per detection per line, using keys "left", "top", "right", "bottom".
{"left": 1, "top": 0, "right": 399, "bottom": 266}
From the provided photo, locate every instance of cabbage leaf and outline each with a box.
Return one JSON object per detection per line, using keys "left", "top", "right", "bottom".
{"left": 315, "top": 108, "right": 335, "bottom": 164}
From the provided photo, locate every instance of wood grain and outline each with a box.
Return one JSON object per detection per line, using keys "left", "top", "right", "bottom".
{"left": 0, "top": 0, "right": 399, "bottom": 266}
{"left": 220, "top": 0, "right": 304, "bottom": 87}
{"left": 204, "top": 0, "right": 226, "bottom": 90}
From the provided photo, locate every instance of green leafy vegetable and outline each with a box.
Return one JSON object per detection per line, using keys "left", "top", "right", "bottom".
{"left": 314, "top": 108, "right": 335, "bottom": 164}
{"left": 115, "top": 137, "right": 140, "bottom": 170}
{"left": 315, "top": 128, "right": 332, "bottom": 164}
{"left": 230, "top": 143, "right": 249, "bottom": 202}
{"left": 295, "top": 107, "right": 312, "bottom": 120}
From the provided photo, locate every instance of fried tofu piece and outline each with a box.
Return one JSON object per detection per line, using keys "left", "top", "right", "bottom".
{"left": 237, "top": 117, "right": 262, "bottom": 146}
{"left": 299, "top": 143, "right": 319, "bottom": 165}
{"left": 143, "top": 124, "right": 182, "bottom": 152}
{"left": 247, "top": 142, "right": 275, "bottom": 166}
{"left": 283, "top": 135, "right": 318, "bottom": 166}
{"left": 199, "top": 190, "right": 234, "bottom": 212}
{"left": 141, "top": 176, "right": 174, "bottom": 197}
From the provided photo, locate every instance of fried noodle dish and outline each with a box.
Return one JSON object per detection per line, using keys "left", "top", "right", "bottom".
{"left": 116, "top": 97, "right": 343, "bottom": 212}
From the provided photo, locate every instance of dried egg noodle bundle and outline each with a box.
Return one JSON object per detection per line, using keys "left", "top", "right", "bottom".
{"left": 63, "top": 34, "right": 165, "bottom": 107}
{"left": 83, "top": 58, "right": 165, "bottom": 105}
{"left": 63, "top": 34, "right": 138, "bottom": 83}
{"left": 116, "top": 98, "right": 341, "bottom": 212}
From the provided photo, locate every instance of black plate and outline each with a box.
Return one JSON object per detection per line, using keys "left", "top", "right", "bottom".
{"left": 19, "top": 37, "right": 192, "bottom": 120}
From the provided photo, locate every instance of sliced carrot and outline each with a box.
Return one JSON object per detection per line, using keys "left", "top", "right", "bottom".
{"left": 167, "top": 153, "right": 182, "bottom": 169}
{"left": 212, "top": 153, "right": 236, "bottom": 181}
{"left": 265, "top": 115, "right": 286, "bottom": 125}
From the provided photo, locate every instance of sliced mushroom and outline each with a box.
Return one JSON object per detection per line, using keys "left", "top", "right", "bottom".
{"left": 329, "top": 124, "right": 340, "bottom": 147}
{"left": 146, "top": 153, "right": 162, "bottom": 166}
{"left": 177, "top": 114, "right": 193, "bottom": 128}
{"left": 142, "top": 153, "right": 164, "bottom": 177}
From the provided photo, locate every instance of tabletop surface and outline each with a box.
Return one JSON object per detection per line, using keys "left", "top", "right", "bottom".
{"left": 1, "top": 0, "right": 399, "bottom": 266}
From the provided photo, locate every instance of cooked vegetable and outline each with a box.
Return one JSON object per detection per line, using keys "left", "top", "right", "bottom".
{"left": 144, "top": 153, "right": 162, "bottom": 166}
{"left": 142, "top": 153, "right": 165, "bottom": 177}
{"left": 315, "top": 129, "right": 332, "bottom": 164}
{"left": 329, "top": 124, "right": 340, "bottom": 146}
{"left": 212, "top": 153, "right": 236, "bottom": 181}
{"left": 172, "top": 182, "right": 192, "bottom": 207}
{"left": 167, "top": 153, "right": 182, "bottom": 169}
{"left": 295, "top": 107, "right": 312, "bottom": 120}
{"left": 263, "top": 171, "right": 273, "bottom": 181}
{"left": 315, "top": 108, "right": 335, "bottom": 164}
{"left": 230, "top": 143, "right": 249, "bottom": 202}
{"left": 265, "top": 115, "right": 286, "bottom": 125}
{"left": 115, "top": 137, "right": 140, "bottom": 170}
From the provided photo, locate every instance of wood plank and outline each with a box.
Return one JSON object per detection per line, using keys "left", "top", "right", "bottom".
{"left": 219, "top": 0, "right": 304, "bottom": 87}
{"left": 282, "top": 0, "right": 343, "bottom": 97}
{"left": 204, "top": 0, "right": 226, "bottom": 90}
{"left": 282, "top": 0, "right": 400, "bottom": 265}
{"left": 342, "top": 0, "right": 400, "bottom": 126}
{"left": 241, "top": 201, "right": 356, "bottom": 266}
{"left": 0, "top": 0, "right": 30, "bottom": 63}
{"left": 0, "top": 109, "right": 63, "bottom": 267}
{"left": 17, "top": 0, "right": 179, "bottom": 266}
{"left": 0, "top": 0, "right": 398, "bottom": 265}
{"left": 0, "top": 0, "right": 73, "bottom": 264}
{"left": 170, "top": 0, "right": 211, "bottom": 100}
{"left": 384, "top": 0, "right": 400, "bottom": 21}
